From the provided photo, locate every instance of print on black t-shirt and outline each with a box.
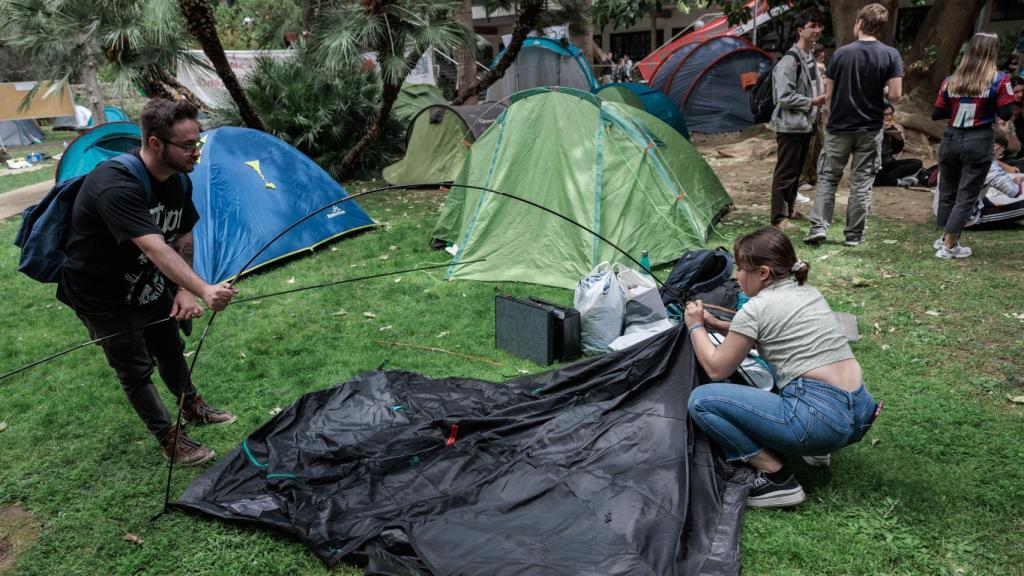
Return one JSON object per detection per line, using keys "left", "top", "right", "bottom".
{"left": 58, "top": 150, "right": 199, "bottom": 315}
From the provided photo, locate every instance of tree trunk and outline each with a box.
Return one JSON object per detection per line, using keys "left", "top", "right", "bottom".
{"left": 449, "top": 0, "right": 544, "bottom": 106}
{"left": 157, "top": 68, "right": 207, "bottom": 110}
{"left": 903, "top": 0, "right": 988, "bottom": 97}
{"left": 339, "top": 50, "right": 422, "bottom": 175}
{"left": 572, "top": 0, "right": 595, "bottom": 64}
{"left": 178, "top": 0, "right": 265, "bottom": 131}
{"left": 457, "top": 0, "right": 477, "bottom": 103}
{"left": 80, "top": 35, "right": 106, "bottom": 126}
{"left": 831, "top": 0, "right": 897, "bottom": 47}
{"left": 448, "top": 0, "right": 544, "bottom": 105}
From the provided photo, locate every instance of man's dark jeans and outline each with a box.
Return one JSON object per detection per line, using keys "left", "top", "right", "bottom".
{"left": 76, "top": 295, "right": 197, "bottom": 441}
{"left": 771, "top": 132, "right": 812, "bottom": 224}
{"left": 937, "top": 127, "right": 994, "bottom": 235}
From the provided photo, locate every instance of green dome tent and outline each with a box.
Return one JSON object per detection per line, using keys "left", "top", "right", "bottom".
{"left": 392, "top": 84, "right": 446, "bottom": 124}
{"left": 433, "top": 87, "right": 731, "bottom": 289}
{"left": 382, "top": 102, "right": 507, "bottom": 185}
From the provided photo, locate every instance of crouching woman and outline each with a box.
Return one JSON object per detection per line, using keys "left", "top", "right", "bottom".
{"left": 685, "top": 227, "right": 878, "bottom": 508}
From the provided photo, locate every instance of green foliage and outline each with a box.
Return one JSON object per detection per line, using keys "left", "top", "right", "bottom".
{"left": 310, "top": 0, "right": 467, "bottom": 86}
{"left": 591, "top": 0, "right": 662, "bottom": 32}
{"left": 205, "top": 50, "right": 404, "bottom": 180}
{"left": 0, "top": 0, "right": 198, "bottom": 100}
{"left": 212, "top": 0, "right": 301, "bottom": 50}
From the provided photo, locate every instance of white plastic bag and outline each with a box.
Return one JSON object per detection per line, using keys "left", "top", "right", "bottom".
{"left": 615, "top": 265, "right": 671, "bottom": 335}
{"left": 574, "top": 262, "right": 625, "bottom": 354}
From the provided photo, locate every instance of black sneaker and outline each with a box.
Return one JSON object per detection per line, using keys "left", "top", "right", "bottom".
{"left": 747, "top": 471, "right": 806, "bottom": 508}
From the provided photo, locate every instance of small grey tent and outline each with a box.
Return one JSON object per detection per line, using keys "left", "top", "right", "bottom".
{"left": 0, "top": 119, "right": 44, "bottom": 148}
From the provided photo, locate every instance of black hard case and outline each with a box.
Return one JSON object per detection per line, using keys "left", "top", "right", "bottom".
{"left": 494, "top": 295, "right": 582, "bottom": 365}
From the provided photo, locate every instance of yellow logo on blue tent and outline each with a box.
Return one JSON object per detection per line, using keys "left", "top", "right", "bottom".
{"left": 244, "top": 160, "right": 277, "bottom": 189}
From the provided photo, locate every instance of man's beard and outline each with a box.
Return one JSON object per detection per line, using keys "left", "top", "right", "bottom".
{"left": 161, "top": 147, "right": 195, "bottom": 173}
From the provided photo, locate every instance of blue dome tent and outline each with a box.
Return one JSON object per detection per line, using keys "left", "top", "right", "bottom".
{"left": 486, "top": 37, "right": 599, "bottom": 102}
{"left": 189, "top": 127, "right": 376, "bottom": 283}
{"left": 595, "top": 82, "right": 690, "bottom": 140}
{"left": 87, "top": 105, "right": 130, "bottom": 125}
{"left": 650, "top": 36, "right": 771, "bottom": 133}
{"left": 56, "top": 124, "right": 376, "bottom": 284}
{"left": 55, "top": 122, "right": 142, "bottom": 183}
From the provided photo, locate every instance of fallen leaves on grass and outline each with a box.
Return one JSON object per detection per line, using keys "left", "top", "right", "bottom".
{"left": 239, "top": 352, "right": 247, "bottom": 360}
{"left": 379, "top": 325, "right": 393, "bottom": 332}
{"left": 436, "top": 331, "right": 449, "bottom": 338}
{"left": 0, "top": 418, "right": 8, "bottom": 433}
{"left": 925, "top": 310, "right": 940, "bottom": 316}
{"left": 379, "top": 255, "right": 390, "bottom": 261}
{"left": 269, "top": 407, "right": 282, "bottom": 416}
{"left": 363, "top": 312, "right": 376, "bottom": 319}
{"left": 286, "top": 277, "right": 296, "bottom": 284}
{"left": 1007, "top": 394, "right": 1024, "bottom": 404}
{"left": 851, "top": 277, "right": 872, "bottom": 288}
{"left": 882, "top": 239, "right": 898, "bottom": 245}
{"left": 122, "top": 533, "right": 144, "bottom": 545}
{"left": 332, "top": 309, "right": 347, "bottom": 316}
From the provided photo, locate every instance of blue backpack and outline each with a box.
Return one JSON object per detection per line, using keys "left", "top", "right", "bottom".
{"left": 14, "top": 154, "right": 166, "bottom": 283}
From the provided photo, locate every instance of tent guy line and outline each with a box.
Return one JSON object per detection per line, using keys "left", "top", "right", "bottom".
{"left": 0, "top": 260, "right": 486, "bottom": 384}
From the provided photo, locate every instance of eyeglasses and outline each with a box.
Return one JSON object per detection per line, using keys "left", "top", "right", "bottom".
{"left": 161, "top": 138, "right": 204, "bottom": 153}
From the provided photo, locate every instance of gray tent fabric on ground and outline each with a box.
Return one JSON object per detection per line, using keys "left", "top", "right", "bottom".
{"left": 176, "top": 325, "right": 753, "bottom": 575}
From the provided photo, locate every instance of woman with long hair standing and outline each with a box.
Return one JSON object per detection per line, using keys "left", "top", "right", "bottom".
{"left": 933, "top": 32, "right": 1016, "bottom": 258}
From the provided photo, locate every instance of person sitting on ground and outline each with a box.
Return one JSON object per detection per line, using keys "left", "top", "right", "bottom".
{"left": 985, "top": 131, "right": 1024, "bottom": 199}
{"left": 685, "top": 227, "right": 878, "bottom": 508}
{"left": 873, "top": 102, "right": 923, "bottom": 186}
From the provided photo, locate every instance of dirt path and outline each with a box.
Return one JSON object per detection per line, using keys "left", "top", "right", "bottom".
{"left": 693, "top": 129, "right": 938, "bottom": 225}
{"left": 0, "top": 181, "right": 50, "bottom": 220}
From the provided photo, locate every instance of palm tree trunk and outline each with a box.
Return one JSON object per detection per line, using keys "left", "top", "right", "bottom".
{"left": 339, "top": 49, "right": 422, "bottom": 175}
{"left": 80, "top": 34, "right": 106, "bottom": 126}
{"left": 177, "top": 0, "right": 265, "bottom": 131}
{"left": 457, "top": 0, "right": 477, "bottom": 103}
{"left": 449, "top": 0, "right": 544, "bottom": 106}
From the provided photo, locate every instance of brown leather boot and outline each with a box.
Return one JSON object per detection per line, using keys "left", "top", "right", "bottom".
{"left": 162, "top": 425, "right": 215, "bottom": 466}
{"left": 184, "top": 395, "right": 237, "bottom": 426}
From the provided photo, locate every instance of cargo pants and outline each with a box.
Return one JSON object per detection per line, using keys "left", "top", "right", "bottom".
{"left": 807, "top": 130, "right": 882, "bottom": 242}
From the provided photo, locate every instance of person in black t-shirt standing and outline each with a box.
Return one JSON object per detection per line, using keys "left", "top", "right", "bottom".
{"left": 804, "top": 3, "right": 903, "bottom": 247}
{"left": 59, "top": 98, "right": 238, "bottom": 466}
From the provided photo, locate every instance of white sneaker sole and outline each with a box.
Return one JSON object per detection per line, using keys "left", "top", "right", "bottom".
{"left": 747, "top": 485, "right": 807, "bottom": 508}
{"left": 935, "top": 248, "right": 971, "bottom": 259}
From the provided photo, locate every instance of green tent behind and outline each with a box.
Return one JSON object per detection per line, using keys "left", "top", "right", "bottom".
{"left": 383, "top": 103, "right": 507, "bottom": 185}
{"left": 433, "top": 87, "right": 732, "bottom": 289}
{"left": 392, "top": 84, "right": 446, "bottom": 124}
{"left": 593, "top": 84, "right": 644, "bottom": 110}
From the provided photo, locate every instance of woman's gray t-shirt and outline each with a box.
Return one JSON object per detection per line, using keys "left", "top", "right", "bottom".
{"left": 729, "top": 279, "right": 853, "bottom": 388}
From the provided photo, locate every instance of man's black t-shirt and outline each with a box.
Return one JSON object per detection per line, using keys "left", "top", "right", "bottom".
{"left": 57, "top": 150, "right": 199, "bottom": 315}
{"left": 826, "top": 40, "right": 903, "bottom": 134}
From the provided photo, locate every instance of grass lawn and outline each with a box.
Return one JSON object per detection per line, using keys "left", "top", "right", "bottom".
{"left": 0, "top": 126, "right": 72, "bottom": 195}
{"left": 0, "top": 182, "right": 1022, "bottom": 575}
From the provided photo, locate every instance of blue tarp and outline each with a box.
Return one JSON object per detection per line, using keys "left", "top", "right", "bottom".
{"left": 486, "top": 37, "right": 599, "bottom": 102}
{"left": 56, "top": 123, "right": 376, "bottom": 284}
{"left": 190, "top": 127, "right": 376, "bottom": 283}
{"left": 595, "top": 83, "right": 690, "bottom": 140}
{"left": 651, "top": 36, "right": 771, "bottom": 133}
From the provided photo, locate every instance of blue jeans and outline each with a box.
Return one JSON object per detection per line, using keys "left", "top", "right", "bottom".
{"left": 688, "top": 378, "right": 877, "bottom": 462}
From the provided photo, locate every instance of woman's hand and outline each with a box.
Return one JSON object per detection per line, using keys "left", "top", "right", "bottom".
{"left": 684, "top": 300, "right": 705, "bottom": 329}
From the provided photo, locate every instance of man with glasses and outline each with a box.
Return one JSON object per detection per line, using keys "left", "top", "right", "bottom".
{"left": 58, "top": 98, "right": 238, "bottom": 466}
